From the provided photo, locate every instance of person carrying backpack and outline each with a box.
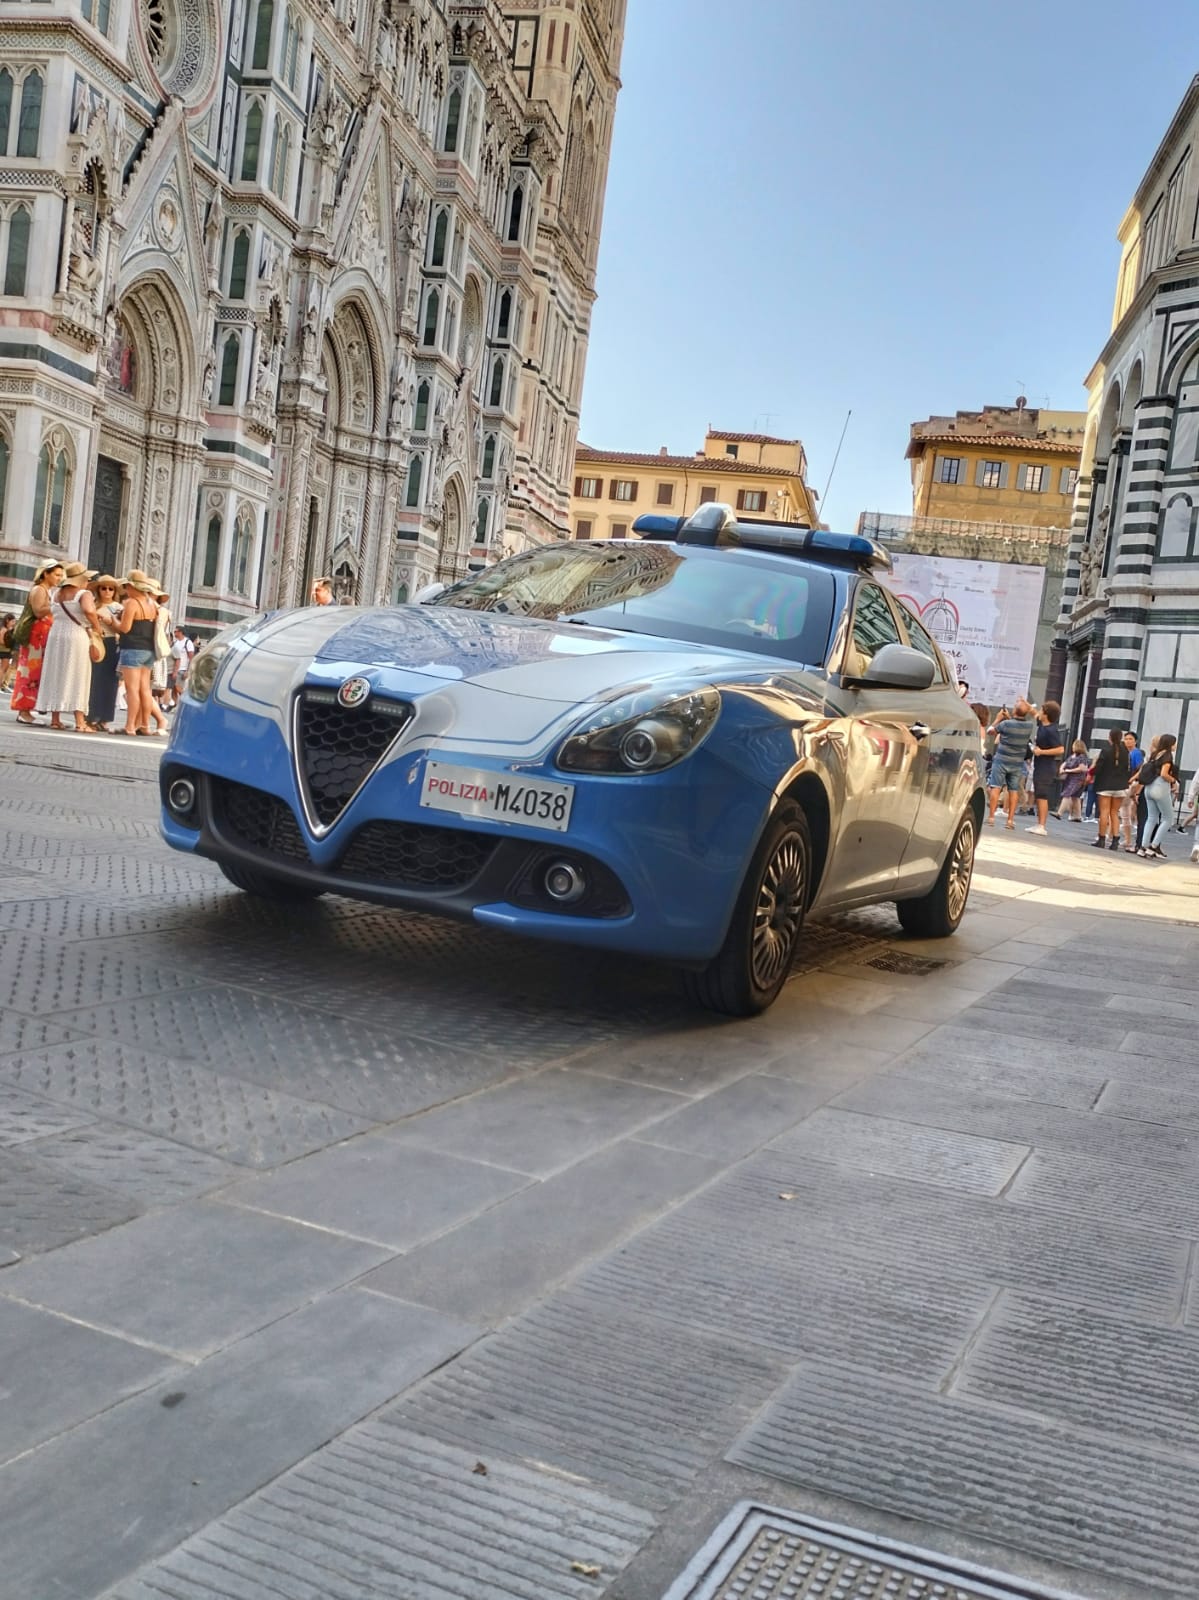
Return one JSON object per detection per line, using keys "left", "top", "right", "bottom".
{"left": 1136, "top": 734, "right": 1180, "bottom": 859}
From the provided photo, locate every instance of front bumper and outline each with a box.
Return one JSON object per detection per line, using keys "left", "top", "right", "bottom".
{"left": 160, "top": 697, "right": 772, "bottom": 962}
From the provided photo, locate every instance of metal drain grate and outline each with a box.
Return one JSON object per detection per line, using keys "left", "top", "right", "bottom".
{"left": 866, "top": 951, "right": 951, "bottom": 976}
{"left": 664, "top": 1505, "right": 1080, "bottom": 1600}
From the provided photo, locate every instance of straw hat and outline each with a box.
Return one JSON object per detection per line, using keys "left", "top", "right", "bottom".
{"left": 91, "top": 573, "right": 120, "bottom": 591}
{"left": 33, "top": 560, "right": 65, "bottom": 583}
{"left": 124, "top": 569, "right": 162, "bottom": 593}
{"left": 62, "top": 561, "right": 98, "bottom": 582}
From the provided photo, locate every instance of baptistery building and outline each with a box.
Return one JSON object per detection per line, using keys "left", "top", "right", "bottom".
{"left": 0, "top": 0, "right": 625, "bottom": 627}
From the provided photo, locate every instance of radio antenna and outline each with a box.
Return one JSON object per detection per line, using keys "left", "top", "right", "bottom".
{"left": 820, "top": 409, "right": 852, "bottom": 516}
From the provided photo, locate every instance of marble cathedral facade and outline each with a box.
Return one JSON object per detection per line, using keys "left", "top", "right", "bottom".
{"left": 0, "top": 0, "right": 624, "bottom": 628}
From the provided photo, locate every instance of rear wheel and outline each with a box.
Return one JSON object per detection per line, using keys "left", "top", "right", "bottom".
{"left": 218, "top": 861, "right": 325, "bottom": 903}
{"left": 684, "top": 801, "right": 811, "bottom": 1016}
{"left": 896, "top": 812, "right": 976, "bottom": 937}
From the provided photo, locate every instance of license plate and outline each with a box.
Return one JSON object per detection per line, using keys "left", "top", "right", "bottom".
{"left": 419, "top": 761, "right": 575, "bottom": 833}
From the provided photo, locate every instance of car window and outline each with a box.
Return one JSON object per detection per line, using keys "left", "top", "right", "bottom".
{"left": 893, "top": 599, "right": 949, "bottom": 683}
{"left": 432, "top": 542, "right": 837, "bottom": 664}
{"left": 843, "top": 582, "right": 901, "bottom": 678}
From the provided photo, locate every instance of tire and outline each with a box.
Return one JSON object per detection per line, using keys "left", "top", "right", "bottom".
{"left": 896, "top": 811, "right": 976, "bottom": 937}
{"left": 218, "top": 860, "right": 325, "bottom": 902}
{"left": 684, "top": 801, "right": 812, "bottom": 1017}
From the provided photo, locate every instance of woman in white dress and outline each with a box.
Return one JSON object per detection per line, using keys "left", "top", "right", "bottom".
{"left": 35, "top": 561, "right": 99, "bottom": 732}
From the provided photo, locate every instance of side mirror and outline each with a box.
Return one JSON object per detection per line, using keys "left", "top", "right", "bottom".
{"left": 849, "top": 643, "right": 937, "bottom": 691}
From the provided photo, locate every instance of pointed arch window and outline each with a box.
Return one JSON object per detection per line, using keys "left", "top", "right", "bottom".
{"left": 489, "top": 357, "right": 504, "bottom": 408}
{"left": 443, "top": 88, "right": 461, "bottom": 153}
{"left": 4, "top": 205, "right": 29, "bottom": 296}
{"left": 279, "top": 8, "right": 300, "bottom": 91}
{"left": 482, "top": 435, "right": 496, "bottom": 480}
{"left": 228, "top": 230, "right": 250, "bottom": 298}
{"left": 475, "top": 498, "right": 489, "bottom": 544}
{"left": 414, "top": 381, "right": 430, "bottom": 431}
{"left": 431, "top": 209, "right": 448, "bottom": 267}
{"left": 240, "top": 101, "right": 263, "bottom": 182}
{"left": 16, "top": 71, "right": 41, "bottom": 158}
{"left": 421, "top": 288, "right": 439, "bottom": 347}
{"left": 270, "top": 119, "right": 291, "bottom": 197}
{"left": 31, "top": 438, "right": 71, "bottom": 545}
{"left": 507, "top": 185, "right": 523, "bottom": 243}
{"left": 405, "top": 454, "right": 423, "bottom": 508}
{"left": 497, "top": 290, "right": 512, "bottom": 341}
{"left": 82, "top": 0, "right": 112, "bottom": 31}
{"left": 229, "top": 513, "right": 254, "bottom": 595}
{"left": 202, "top": 514, "right": 222, "bottom": 587}
{"left": 0, "top": 72, "right": 11, "bottom": 155}
{"left": 251, "top": 0, "right": 274, "bottom": 69}
{"left": 0, "top": 433, "right": 7, "bottom": 533}
{"left": 218, "top": 333, "right": 240, "bottom": 407}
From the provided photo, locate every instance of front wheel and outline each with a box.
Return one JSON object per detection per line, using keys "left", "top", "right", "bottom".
{"left": 684, "top": 801, "right": 812, "bottom": 1017}
{"left": 896, "top": 812, "right": 976, "bottom": 937}
{"left": 218, "top": 861, "right": 325, "bottom": 903}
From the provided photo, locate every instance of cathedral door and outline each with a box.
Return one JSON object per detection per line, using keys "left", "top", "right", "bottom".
{"left": 88, "top": 455, "right": 123, "bottom": 575}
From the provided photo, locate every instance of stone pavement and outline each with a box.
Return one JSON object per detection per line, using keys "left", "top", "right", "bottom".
{"left": 0, "top": 720, "right": 1197, "bottom": 1599}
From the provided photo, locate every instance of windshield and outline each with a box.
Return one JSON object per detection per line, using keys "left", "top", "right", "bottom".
{"left": 430, "top": 542, "right": 836, "bottom": 663}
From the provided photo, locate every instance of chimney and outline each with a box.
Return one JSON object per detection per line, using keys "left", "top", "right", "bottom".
{"left": 659, "top": 446, "right": 668, "bottom": 456}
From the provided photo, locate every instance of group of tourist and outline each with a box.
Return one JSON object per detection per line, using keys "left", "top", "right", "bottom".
{"left": 2, "top": 562, "right": 195, "bottom": 736}
{"left": 979, "top": 695, "right": 1195, "bottom": 862}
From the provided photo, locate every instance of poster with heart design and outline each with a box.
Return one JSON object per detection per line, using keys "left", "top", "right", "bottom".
{"left": 885, "top": 552, "right": 1045, "bottom": 705}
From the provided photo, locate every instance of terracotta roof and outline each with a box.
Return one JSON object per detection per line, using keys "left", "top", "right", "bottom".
{"left": 905, "top": 432, "right": 1083, "bottom": 460}
{"left": 706, "top": 429, "right": 800, "bottom": 447}
{"left": 574, "top": 445, "right": 804, "bottom": 479}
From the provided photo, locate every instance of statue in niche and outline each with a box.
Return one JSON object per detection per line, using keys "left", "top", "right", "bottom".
{"left": 1077, "top": 535, "right": 1101, "bottom": 599}
{"left": 67, "top": 210, "right": 102, "bottom": 300}
{"left": 204, "top": 189, "right": 224, "bottom": 280}
{"left": 201, "top": 346, "right": 217, "bottom": 406}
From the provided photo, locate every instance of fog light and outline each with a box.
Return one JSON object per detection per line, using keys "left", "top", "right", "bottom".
{"left": 167, "top": 777, "right": 197, "bottom": 816}
{"left": 544, "top": 861, "right": 586, "bottom": 903}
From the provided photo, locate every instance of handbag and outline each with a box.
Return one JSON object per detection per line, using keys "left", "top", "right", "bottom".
{"left": 153, "top": 606, "right": 172, "bottom": 662}
{"left": 11, "top": 599, "right": 35, "bottom": 649}
{"left": 60, "top": 596, "right": 105, "bottom": 663}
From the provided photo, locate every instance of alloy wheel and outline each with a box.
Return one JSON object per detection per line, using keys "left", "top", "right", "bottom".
{"left": 751, "top": 833, "right": 807, "bottom": 990}
{"left": 947, "top": 820, "right": 975, "bottom": 923}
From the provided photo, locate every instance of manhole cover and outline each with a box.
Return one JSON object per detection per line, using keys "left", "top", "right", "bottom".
{"left": 663, "top": 1505, "right": 1084, "bottom": 1600}
{"left": 866, "top": 951, "right": 950, "bottom": 976}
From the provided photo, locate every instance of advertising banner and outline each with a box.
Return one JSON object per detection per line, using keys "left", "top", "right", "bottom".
{"left": 885, "top": 552, "right": 1045, "bottom": 706}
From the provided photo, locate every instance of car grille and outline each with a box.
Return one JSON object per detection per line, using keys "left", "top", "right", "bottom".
{"left": 212, "top": 779, "right": 311, "bottom": 863}
{"left": 295, "top": 687, "right": 412, "bottom": 829}
{"left": 339, "top": 820, "right": 496, "bottom": 891}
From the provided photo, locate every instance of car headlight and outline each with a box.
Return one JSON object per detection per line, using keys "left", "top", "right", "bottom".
{"left": 186, "top": 616, "right": 265, "bottom": 704}
{"left": 557, "top": 686, "right": 720, "bottom": 775}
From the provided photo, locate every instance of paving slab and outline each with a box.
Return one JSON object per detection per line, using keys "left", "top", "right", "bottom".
{"left": 885, "top": 1049, "right": 1104, "bottom": 1111}
{"left": 0, "top": 1081, "right": 95, "bottom": 1146}
{"left": 728, "top": 1360, "right": 1199, "bottom": 1597}
{"left": 109, "top": 1426, "right": 656, "bottom": 1600}
{"left": 393, "top": 1289, "right": 785, "bottom": 1513}
{"left": 0, "top": 1289, "right": 479, "bottom": 1600}
{"left": 958, "top": 1291, "right": 1199, "bottom": 1455}
{"left": 0, "top": 1297, "right": 183, "bottom": 1465}
{"left": 382, "top": 1067, "right": 686, "bottom": 1176}
{"left": 362, "top": 1139, "right": 721, "bottom": 1325}
{"left": 0, "top": 1039, "right": 371, "bottom": 1167}
{"left": 1006, "top": 1147, "right": 1199, "bottom": 1240}
{"left": 1, "top": 1200, "right": 388, "bottom": 1358}
{"left": 768, "top": 1107, "right": 1030, "bottom": 1196}
{"left": 219, "top": 1136, "right": 527, "bottom": 1250}
{"left": 22, "top": 1122, "right": 239, "bottom": 1204}
{"left": 635, "top": 1073, "right": 824, "bottom": 1160}
{"left": 0, "top": 1145, "right": 140, "bottom": 1256}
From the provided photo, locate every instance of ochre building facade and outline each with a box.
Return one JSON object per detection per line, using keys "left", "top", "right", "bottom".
{"left": 570, "top": 430, "right": 820, "bottom": 541}
{"left": 906, "top": 404, "right": 1085, "bottom": 529}
{"left": 0, "top": 0, "right": 624, "bottom": 629}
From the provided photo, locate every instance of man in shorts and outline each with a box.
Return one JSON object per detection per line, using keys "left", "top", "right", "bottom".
{"left": 987, "top": 696, "right": 1037, "bottom": 830}
{"left": 1027, "top": 700, "right": 1065, "bottom": 835}
{"left": 167, "top": 627, "right": 194, "bottom": 708}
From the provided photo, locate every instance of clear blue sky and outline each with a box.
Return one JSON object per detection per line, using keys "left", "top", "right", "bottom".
{"left": 580, "top": 0, "right": 1198, "bottom": 530}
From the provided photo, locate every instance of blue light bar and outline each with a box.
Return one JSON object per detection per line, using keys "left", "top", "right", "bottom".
{"left": 631, "top": 514, "right": 684, "bottom": 537}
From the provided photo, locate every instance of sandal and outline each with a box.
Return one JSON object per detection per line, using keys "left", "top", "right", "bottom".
{"left": 15, "top": 713, "right": 33, "bottom": 725}
{"left": 111, "top": 727, "right": 135, "bottom": 736}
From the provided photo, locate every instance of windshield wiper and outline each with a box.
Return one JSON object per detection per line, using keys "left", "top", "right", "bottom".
{"left": 556, "top": 613, "right": 631, "bottom": 632}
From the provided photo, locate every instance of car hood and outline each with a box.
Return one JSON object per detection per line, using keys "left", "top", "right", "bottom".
{"left": 234, "top": 604, "right": 781, "bottom": 703}
{"left": 217, "top": 604, "right": 821, "bottom": 763}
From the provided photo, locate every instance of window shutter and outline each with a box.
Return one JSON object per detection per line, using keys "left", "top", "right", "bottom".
{"left": 1059, "top": 467, "right": 1070, "bottom": 494}
{"left": 1041, "top": 465, "right": 1052, "bottom": 492}
{"left": 736, "top": 490, "right": 746, "bottom": 510}
{"left": 609, "top": 480, "right": 618, "bottom": 500}
{"left": 573, "top": 476, "right": 582, "bottom": 497}
{"left": 934, "top": 454, "right": 945, "bottom": 482}
{"left": 999, "top": 462, "right": 1010, "bottom": 489}
{"left": 1016, "top": 464, "right": 1028, "bottom": 491}
{"left": 974, "top": 459, "right": 986, "bottom": 487}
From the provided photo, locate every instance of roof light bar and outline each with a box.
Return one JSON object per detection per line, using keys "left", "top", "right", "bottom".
{"left": 631, "top": 503, "right": 891, "bottom": 573}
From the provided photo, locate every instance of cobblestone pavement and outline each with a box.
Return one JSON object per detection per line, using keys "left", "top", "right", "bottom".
{"left": 1, "top": 722, "right": 1197, "bottom": 1599}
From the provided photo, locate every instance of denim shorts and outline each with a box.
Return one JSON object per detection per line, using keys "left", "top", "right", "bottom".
{"left": 118, "top": 648, "right": 154, "bottom": 669}
{"left": 990, "top": 760, "right": 1024, "bottom": 792}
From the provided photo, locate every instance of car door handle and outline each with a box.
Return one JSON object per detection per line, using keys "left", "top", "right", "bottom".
{"left": 908, "top": 723, "right": 931, "bottom": 741}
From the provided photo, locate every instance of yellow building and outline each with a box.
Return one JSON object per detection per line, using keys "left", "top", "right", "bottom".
{"left": 906, "top": 404, "right": 1086, "bottom": 528}
{"left": 570, "top": 430, "right": 819, "bottom": 540}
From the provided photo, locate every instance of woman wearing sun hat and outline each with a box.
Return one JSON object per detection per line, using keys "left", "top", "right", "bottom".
{"left": 108, "top": 570, "right": 164, "bottom": 735}
{"left": 86, "top": 574, "right": 123, "bottom": 731}
{"left": 36, "top": 561, "right": 100, "bottom": 732}
{"left": 10, "top": 559, "right": 65, "bottom": 723}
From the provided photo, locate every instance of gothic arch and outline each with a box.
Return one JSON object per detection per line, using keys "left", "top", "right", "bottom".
{"left": 1095, "top": 380, "right": 1122, "bottom": 464}
{"left": 324, "top": 290, "right": 387, "bottom": 435}
{"left": 1120, "top": 358, "right": 1144, "bottom": 429}
{"left": 118, "top": 271, "right": 198, "bottom": 415}
{"left": 440, "top": 474, "right": 466, "bottom": 574}
{"left": 459, "top": 273, "right": 484, "bottom": 372}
